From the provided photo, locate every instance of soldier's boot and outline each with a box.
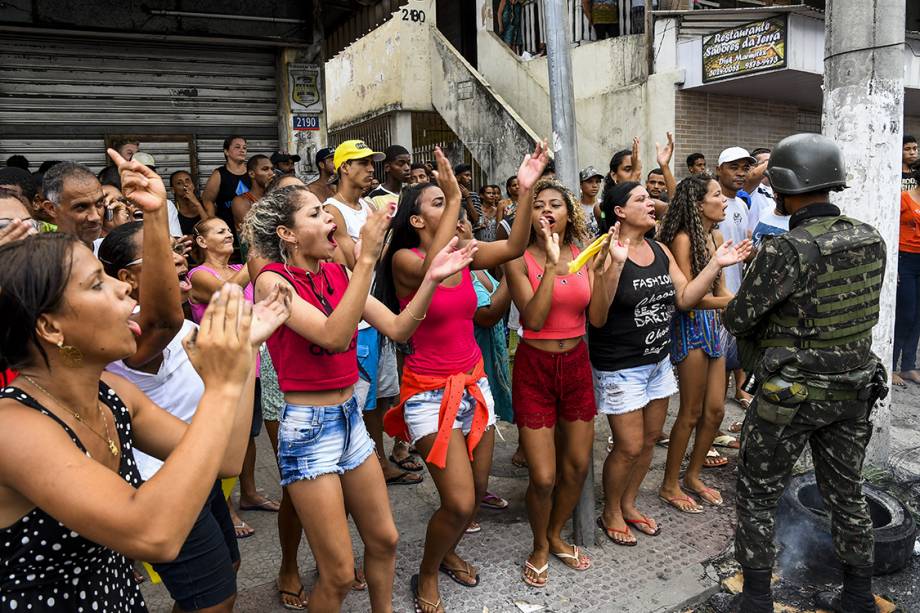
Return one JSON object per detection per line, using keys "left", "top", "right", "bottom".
{"left": 739, "top": 567, "right": 773, "bottom": 613}
{"left": 814, "top": 564, "right": 879, "bottom": 613}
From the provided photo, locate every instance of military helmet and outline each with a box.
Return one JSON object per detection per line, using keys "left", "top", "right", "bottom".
{"left": 766, "top": 133, "right": 847, "bottom": 195}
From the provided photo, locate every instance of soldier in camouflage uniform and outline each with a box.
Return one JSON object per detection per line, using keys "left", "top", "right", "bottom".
{"left": 724, "top": 133, "right": 889, "bottom": 613}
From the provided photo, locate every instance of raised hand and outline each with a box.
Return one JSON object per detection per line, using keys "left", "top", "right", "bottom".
{"left": 656, "top": 132, "right": 675, "bottom": 168}
{"left": 630, "top": 136, "right": 642, "bottom": 181}
{"left": 426, "top": 236, "right": 478, "bottom": 283}
{"left": 106, "top": 148, "right": 167, "bottom": 214}
{"left": 184, "top": 285, "right": 254, "bottom": 387}
{"left": 517, "top": 140, "right": 550, "bottom": 192}
{"left": 714, "top": 238, "right": 753, "bottom": 267}
{"left": 250, "top": 283, "right": 293, "bottom": 346}
{"left": 431, "top": 146, "right": 461, "bottom": 205}
{"left": 0, "top": 219, "right": 37, "bottom": 247}
{"left": 538, "top": 217, "right": 561, "bottom": 265}
{"left": 172, "top": 235, "right": 194, "bottom": 257}
{"left": 357, "top": 205, "right": 393, "bottom": 265}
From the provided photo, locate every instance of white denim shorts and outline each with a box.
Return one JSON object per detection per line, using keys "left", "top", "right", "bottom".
{"left": 592, "top": 356, "right": 678, "bottom": 416}
{"left": 403, "top": 377, "right": 496, "bottom": 445}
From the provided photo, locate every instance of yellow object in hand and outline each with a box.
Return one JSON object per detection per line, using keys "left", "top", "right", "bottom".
{"left": 568, "top": 234, "right": 607, "bottom": 274}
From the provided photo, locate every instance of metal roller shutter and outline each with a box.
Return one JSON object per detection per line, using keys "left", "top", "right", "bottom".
{"left": 0, "top": 34, "right": 279, "bottom": 191}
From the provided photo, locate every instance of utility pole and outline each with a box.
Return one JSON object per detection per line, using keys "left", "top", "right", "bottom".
{"left": 822, "top": 0, "right": 905, "bottom": 467}
{"left": 542, "top": 0, "right": 594, "bottom": 547}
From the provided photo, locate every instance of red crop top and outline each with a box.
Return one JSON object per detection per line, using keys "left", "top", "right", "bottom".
{"left": 260, "top": 262, "right": 358, "bottom": 392}
{"left": 522, "top": 245, "right": 591, "bottom": 340}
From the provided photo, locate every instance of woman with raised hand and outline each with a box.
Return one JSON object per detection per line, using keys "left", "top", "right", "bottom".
{"left": 655, "top": 175, "right": 751, "bottom": 513}
{"left": 377, "top": 143, "right": 547, "bottom": 613}
{"left": 505, "top": 178, "right": 604, "bottom": 587}
{"left": 242, "top": 183, "right": 475, "bottom": 613}
{"left": 589, "top": 180, "right": 750, "bottom": 543}
{"left": 0, "top": 235, "right": 270, "bottom": 612}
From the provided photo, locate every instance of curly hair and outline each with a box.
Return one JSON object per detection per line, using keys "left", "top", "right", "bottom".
{"left": 240, "top": 185, "right": 309, "bottom": 262}
{"left": 657, "top": 174, "right": 718, "bottom": 283}
{"left": 530, "top": 178, "right": 588, "bottom": 247}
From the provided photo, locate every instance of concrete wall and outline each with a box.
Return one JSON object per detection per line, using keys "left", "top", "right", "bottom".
{"left": 325, "top": 0, "right": 436, "bottom": 130}
{"left": 476, "top": 24, "right": 680, "bottom": 178}
{"left": 430, "top": 29, "right": 540, "bottom": 184}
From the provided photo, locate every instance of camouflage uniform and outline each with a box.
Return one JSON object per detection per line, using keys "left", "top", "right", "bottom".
{"left": 725, "top": 203, "right": 887, "bottom": 572}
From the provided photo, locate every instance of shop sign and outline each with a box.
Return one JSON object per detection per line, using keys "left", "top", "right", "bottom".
{"left": 289, "top": 64, "right": 323, "bottom": 113}
{"left": 702, "top": 16, "right": 787, "bottom": 82}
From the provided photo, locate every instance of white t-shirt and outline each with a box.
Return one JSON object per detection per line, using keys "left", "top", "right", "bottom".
{"left": 324, "top": 196, "right": 376, "bottom": 330}
{"left": 719, "top": 195, "right": 749, "bottom": 295}
{"left": 747, "top": 185, "right": 775, "bottom": 234}
{"left": 166, "top": 199, "right": 182, "bottom": 237}
{"left": 106, "top": 319, "right": 204, "bottom": 480}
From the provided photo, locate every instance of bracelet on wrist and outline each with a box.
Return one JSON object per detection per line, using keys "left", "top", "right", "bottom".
{"left": 405, "top": 305, "right": 426, "bottom": 321}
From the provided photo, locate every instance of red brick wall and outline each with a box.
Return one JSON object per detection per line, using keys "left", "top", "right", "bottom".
{"left": 674, "top": 89, "right": 820, "bottom": 177}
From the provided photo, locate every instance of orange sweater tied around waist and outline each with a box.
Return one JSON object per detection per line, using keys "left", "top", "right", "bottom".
{"left": 383, "top": 358, "right": 488, "bottom": 469}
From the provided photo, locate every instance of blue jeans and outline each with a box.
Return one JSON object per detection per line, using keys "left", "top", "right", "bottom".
{"left": 894, "top": 251, "right": 920, "bottom": 371}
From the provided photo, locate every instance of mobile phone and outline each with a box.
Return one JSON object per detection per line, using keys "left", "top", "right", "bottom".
{"left": 105, "top": 206, "right": 114, "bottom": 222}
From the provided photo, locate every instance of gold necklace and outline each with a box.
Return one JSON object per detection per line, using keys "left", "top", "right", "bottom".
{"left": 21, "top": 375, "right": 119, "bottom": 457}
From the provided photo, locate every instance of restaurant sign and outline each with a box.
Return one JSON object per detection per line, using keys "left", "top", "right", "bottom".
{"left": 702, "top": 16, "right": 787, "bottom": 83}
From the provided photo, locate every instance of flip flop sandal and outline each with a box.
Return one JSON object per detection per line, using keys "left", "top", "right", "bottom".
{"left": 596, "top": 516, "right": 637, "bottom": 546}
{"left": 687, "top": 486, "right": 724, "bottom": 507}
{"left": 389, "top": 454, "right": 424, "bottom": 472}
{"left": 439, "top": 561, "right": 480, "bottom": 587}
{"left": 385, "top": 471, "right": 423, "bottom": 486}
{"left": 551, "top": 545, "right": 591, "bottom": 570}
{"left": 625, "top": 516, "right": 661, "bottom": 536}
{"left": 728, "top": 421, "right": 744, "bottom": 434}
{"left": 240, "top": 498, "right": 281, "bottom": 512}
{"left": 733, "top": 396, "right": 752, "bottom": 409}
{"left": 352, "top": 565, "right": 367, "bottom": 591}
{"left": 658, "top": 494, "right": 703, "bottom": 514}
{"left": 655, "top": 437, "right": 670, "bottom": 448}
{"left": 277, "top": 584, "right": 307, "bottom": 611}
{"left": 233, "top": 521, "right": 255, "bottom": 538}
{"left": 703, "top": 448, "right": 729, "bottom": 468}
{"left": 480, "top": 492, "right": 509, "bottom": 510}
{"left": 712, "top": 435, "right": 740, "bottom": 449}
{"left": 411, "top": 574, "right": 444, "bottom": 613}
{"left": 511, "top": 455, "right": 529, "bottom": 469}
{"left": 465, "top": 522, "right": 482, "bottom": 534}
{"left": 522, "top": 560, "right": 548, "bottom": 587}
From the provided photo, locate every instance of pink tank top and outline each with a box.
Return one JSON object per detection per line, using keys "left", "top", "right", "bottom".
{"left": 188, "top": 264, "right": 254, "bottom": 324}
{"left": 522, "top": 244, "right": 591, "bottom": 340}
{"left": 399, "top": 249, "right": 481, "bottom": 376}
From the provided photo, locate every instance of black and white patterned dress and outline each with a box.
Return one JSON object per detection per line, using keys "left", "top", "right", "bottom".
{"left": 0, "top": 382, "right": 147, "bottom": 612}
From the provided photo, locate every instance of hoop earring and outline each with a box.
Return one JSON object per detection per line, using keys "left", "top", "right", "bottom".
{"left": 57, "top": 339, "right": 84, "bottom": 368}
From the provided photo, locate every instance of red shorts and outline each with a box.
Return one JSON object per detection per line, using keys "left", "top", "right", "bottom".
{"left": 512, "top": 340, "right": 597, "bottom": 429}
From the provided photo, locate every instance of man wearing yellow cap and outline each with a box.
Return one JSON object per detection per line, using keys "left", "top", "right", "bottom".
{"left": 324, "top": 140, "right": 424, "bottom": 488}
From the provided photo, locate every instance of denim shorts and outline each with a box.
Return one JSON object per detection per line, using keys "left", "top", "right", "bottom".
{"left": 592, "top": 356, "right": 678, "bottom": 415}
{"left": 403, "top": 377, "right": 496, "bottom": 445}
{"left": 277, "top": 396, "right": 376, "bottom": 486}
{"left": 356, "top": 328, "right": 379, "bottom": 411}
{"left": 153, "top": 480, "right": 239, "bottom": 610}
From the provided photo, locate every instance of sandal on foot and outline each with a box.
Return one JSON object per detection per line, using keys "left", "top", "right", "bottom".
{"left": 596, "top": 516, "right": 637, "bottom": 546}
{"left": 480, "top": 491, "right": 509, "bottom": 510}
{"left": 389, "top": 454, "right": 424, "bottom": 472}
{"left": 385, "top": 470, "right": 423, "bottom": 486}
{"left": 658, "top": 494, "right": 703, "bottom": 514}
{"left": 728, "top": 421, "right": 744, "bottom": 434}
{"left": 703, "top": 448, "right": 729, "bottom": 468}
{"left": 352, "top": 565, "right": 367, "bottom": 591}
{"left": 511, "top": 455, "right": 528, "bottom": 469}
{"left": 233, "top": 521, "right": 255, "bottom": 538}
{"left": 411, "top": 574, "right": 444, "bottom": 613}
{"left": 439, "top": 560, "right": 480, "bottom": 587}
{"left": 465, "top": 521, "right": 481, "bottom": 534}
{"left": 655, "top": 437, "right": 670, "bottom": 448}
{"left": 551, "top": 544, "right": 591, "bottom": 570}
{"left": 625, "top": 515, "right": 661, "bottom": 536}
{"left": 733, "top": 395, "right": 752, "bottom": 410}
{"left": 239, "top": 498, "right": 280, "bottom": 512}
{"left": 892, "top": 373, "right": 907, "bottom": 387}
{"left": 686, "top": 485, "right": 723, "bottom": 507}
{"left": 277, "top": 584, "right": 307, "bottom": 610}
{"left": 712, "top": 435, "right": 740, "bottom": 449}
{"left": 522, "top": 560, "right": 548, "bottom": 587}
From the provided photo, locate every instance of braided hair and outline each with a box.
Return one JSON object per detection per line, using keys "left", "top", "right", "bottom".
{"left": 657, "top": 174, "right": 718, "bottom": 285}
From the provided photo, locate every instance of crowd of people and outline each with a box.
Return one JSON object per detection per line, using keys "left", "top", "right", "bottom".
{"left": 0, "top": 125, "right": 887, "bottom": 613}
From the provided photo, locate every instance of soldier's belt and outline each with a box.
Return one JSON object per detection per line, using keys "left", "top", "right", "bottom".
{"left": 804, "top": 386, "right": 871, "bottom": 401}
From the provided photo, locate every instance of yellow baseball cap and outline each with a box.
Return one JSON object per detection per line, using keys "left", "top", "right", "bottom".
{"left": 333, "top": 140, "right": 385, "bottom": 171}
